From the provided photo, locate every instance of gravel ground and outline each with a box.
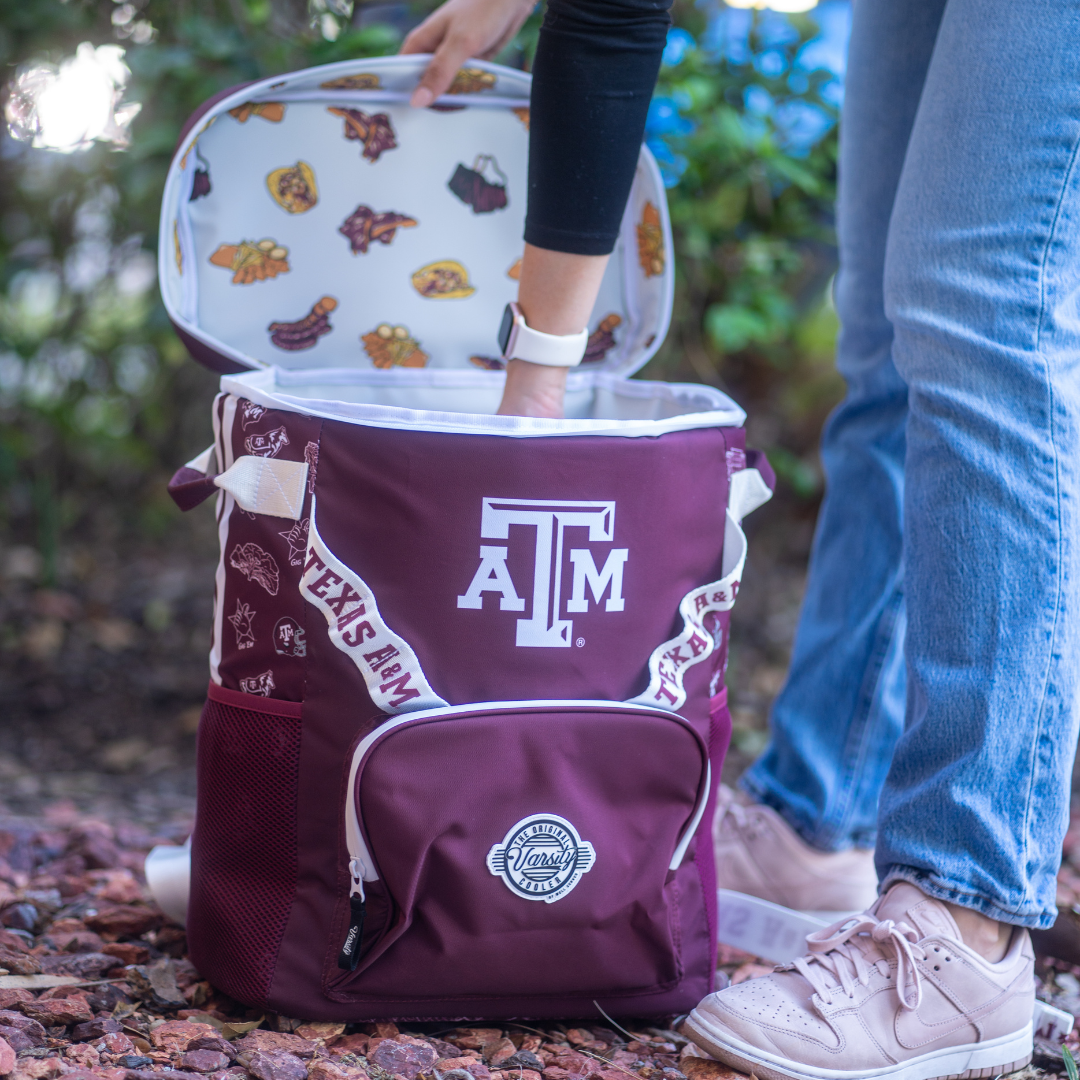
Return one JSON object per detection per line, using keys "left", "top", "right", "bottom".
{"left": 0, "top": 807, "right": 1078, "bottom": 1080}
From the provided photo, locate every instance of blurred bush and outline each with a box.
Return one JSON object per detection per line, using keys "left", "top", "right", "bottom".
{"left": 0, "top": 0, "right": 844, "bottom": 582}
{"left": 643, "top": 3, "right": 846, "bottom": 497}
{"left": 0, "top": 0, "right": 401, "bottom": 583}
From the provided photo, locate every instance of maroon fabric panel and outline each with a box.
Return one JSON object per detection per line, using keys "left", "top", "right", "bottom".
{"left": 173, "top": 323, "right": 254, "bottom": 375}
{"left": 216, "top": 401, "right": 322, "bottom": 702}
{"left": 313, "top": 420, "right": 732, "bottom": 707}
{"left": 269, "top": 705, "right": 712, "bottom": 1021}
{"left": 746, "top": 446, "right": 775, "bottom": 492}
{"left": 167, "top": 465, "right": 217, "bottom": 512}
{"left": 187, "top": 694, "right": 302, "bottom": 1009}
{"left": 699, "top": 685, "right": 732, "bottom": 991}
{"left": 176, "top": 81, "right": 255, "bottom": 152}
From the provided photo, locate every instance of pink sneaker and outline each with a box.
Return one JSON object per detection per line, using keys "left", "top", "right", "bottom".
{"left": 714, "top": 785, "right": 879, "bottom": 914}
{"left": 685, "top": 883, "right": 1035, "bottom": 1080}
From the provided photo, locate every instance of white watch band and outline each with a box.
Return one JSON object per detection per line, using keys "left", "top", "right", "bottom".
{"left": 501, "top": 304, "right": 589, "bottom": 367}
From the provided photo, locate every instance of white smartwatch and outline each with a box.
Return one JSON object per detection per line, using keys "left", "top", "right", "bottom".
{"left": 498, "top": 302, "right": 589, "bottom": 367}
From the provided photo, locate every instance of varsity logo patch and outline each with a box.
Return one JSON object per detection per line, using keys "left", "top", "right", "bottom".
{"left": 486, "top": 814, "right": 596, "bottom": 903}
{"left": 457, "top": 498, "right": 628, "bottom": 647}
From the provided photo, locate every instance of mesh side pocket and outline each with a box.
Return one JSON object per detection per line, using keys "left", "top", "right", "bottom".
{"left": 188, "top": 695, "right": 301, "bottom": 1009}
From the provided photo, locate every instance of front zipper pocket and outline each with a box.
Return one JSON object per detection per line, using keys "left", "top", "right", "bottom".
{"left": 327, "top": 699, "right": 710, "bottom": 1002}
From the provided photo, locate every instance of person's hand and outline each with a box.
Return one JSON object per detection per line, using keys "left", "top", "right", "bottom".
{"left": 497, "top": 360, "right": 569, "bottom": 419}
{"left": 400, "top": 0, "right": 536, "bottom": 108}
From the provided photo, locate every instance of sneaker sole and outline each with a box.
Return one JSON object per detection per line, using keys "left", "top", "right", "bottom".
{"left": 683, "top": 1013, "right": 1033, "bottom": 1080}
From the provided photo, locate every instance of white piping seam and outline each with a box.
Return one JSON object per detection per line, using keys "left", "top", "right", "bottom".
{"left": 261, "top": 90, "right": 528, "bottom": 108}
{"left": 343, "top": 699, "right": 709, "bottom": 894}
{"left": 215, "top": 376, "right": 745, "bottom": 438}
{"left": 669, "top": 761, "right": 711, "bottom": 871}
{"left": 208, "top": 395, "right": 236, "bottom": 685}
{"left": 176, "top": 161, "right": 198, "bottom": 325}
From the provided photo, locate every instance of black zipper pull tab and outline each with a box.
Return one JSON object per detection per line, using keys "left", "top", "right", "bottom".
{"left": 338, "top": 892, "right": 366, "bottom": 970}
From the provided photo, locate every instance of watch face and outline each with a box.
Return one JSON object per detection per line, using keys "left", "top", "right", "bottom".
{"left": 498, "top": 303, "right": 515, "bottom": 356}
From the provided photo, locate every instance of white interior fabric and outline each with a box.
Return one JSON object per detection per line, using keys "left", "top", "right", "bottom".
{"left": 221, "top": 366, "right": 747, "bottom": 438}
{"left": 159, "top": 55, "right": 674, "bottom": 380}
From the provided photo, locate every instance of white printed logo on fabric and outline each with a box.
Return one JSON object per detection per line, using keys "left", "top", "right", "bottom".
{"left": 486, "top": 814, "right": 596, "bottom": 903}
{"left": 457, "top": 498, "right": 628, "bottom": 647}
{"left": 301, "top": 500, "right": 448, "bottom": 714}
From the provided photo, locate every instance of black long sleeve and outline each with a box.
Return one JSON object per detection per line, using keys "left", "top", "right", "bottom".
{"left": 524, "top": 0, "right": 673, "bottom": 256}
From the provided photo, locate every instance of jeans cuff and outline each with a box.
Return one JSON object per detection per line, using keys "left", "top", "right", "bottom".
{"left": 879, "top": 865, "right": 1057, "bottom": 929}
{"left": 738, "top": 774, "right": 876, "bottom": 854}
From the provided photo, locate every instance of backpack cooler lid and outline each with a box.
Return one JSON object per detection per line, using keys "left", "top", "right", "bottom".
{"left": 159, "top": 56, "right": 676, "bottom": 380}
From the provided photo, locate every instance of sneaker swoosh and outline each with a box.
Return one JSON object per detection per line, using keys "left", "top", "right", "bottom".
{"left": 894, "top": 966, "right": 1030, "bottom": 1050}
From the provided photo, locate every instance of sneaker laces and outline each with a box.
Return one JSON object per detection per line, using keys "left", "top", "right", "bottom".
{"left": 715, "top": 786, "right": 757, "bottom": 835}
{"left": 786, "top": 914, "right": 927, "bottom": 1011}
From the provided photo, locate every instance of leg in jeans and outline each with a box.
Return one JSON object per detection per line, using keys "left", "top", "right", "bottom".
{"left": 876, "top": 0, "right": 1080, "bottom": 929}
{"left": 741, "top": 0, "right": 946, "bottom": 853}
{"left": 687, "top": 1, "right": 1080, "bottom": 1071}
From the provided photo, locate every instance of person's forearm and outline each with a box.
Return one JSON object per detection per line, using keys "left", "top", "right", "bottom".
{"left": 496, "top": 245, "right": 609, "bottom": 417}
{"left": 400, "top": 0, "right": 671, "bottom": 417}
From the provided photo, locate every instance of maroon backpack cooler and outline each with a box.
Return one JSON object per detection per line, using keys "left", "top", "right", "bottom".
{"left": 160, "top": 55, "right": 774, "bottom": 1022}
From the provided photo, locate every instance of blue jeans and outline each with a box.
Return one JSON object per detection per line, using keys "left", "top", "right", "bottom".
{"left": 742, "top": 0, "right": 1080, "bottom": 929}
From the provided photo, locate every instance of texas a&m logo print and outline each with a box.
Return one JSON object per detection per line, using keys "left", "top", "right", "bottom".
{"left": 457, "top": 498, "right": 628, "bottom": 647}
{"left": 487, "top": 814, "right": 596, "bottom": 903}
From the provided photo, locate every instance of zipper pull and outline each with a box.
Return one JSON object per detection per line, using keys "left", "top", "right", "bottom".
{"left": 338, "top": 892, "right": 366, "bottom": 971}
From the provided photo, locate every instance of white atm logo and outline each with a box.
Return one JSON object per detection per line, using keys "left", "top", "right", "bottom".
{"left": 457, "top": 498, "right": 629, "bottom": 648}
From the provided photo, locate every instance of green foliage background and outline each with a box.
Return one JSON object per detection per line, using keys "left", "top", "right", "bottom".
{"left": 0, "top": 0, "right": 843, "bottom": 584}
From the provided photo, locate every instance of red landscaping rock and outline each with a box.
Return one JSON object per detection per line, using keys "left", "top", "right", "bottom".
{"left": 235, "top": 1032, "right": 316, "bottom": 1059}
{"left": 150, "top": 1021, "right": 219, "bottom": 1053}
{"left": 309, "top": 1061, "right": 369, "bottom": 1080}
{"left": 679, "top": 1063, "right": 744, "bottom": 1080}
{"left": 70, "top": 1018, "right": 121, "bottom": 1042}
{"left": 327, "top": 1035, "right": 368, "bottom": 1055}
{"left": 186, "top": 1037, "right": 237, "bottom": 1061}
{"left": 0, "top": 949, "right": 39, "bottom": 975}
{"left": 0, "top": 1036, "right": 15, "bottom": 1077}
{"left": 102, "top": 1031, "right": 136, "bottom": 1055}
{"left": 0, "top": 994, "right": 31, "bottom": 1012}
{"left": 101, "top": 941, "right": 151, "bottom": 965}
{"left": 17, "top": 997, "right": 93, "bottom": 1027}
{"left": 451, "top": 1031, "right": 501, "bottom": 1052}
{"left": 62, "top": 1043, "right": 100, "bottom": 1068}
{"left": 41, "top": 929, "right": 105, "bottom": 953}
{"left": 37, "top": 952, "right": 114, "bottom": 979}
{"left": 180, "top": 1050, "right": 231, "bottom": 1073}
{"left": 246, "top": 1050, "right": 310, "bottom": 1080}
{"left": 84, "top": 905, "right": 160, "bottom": 939}
{"left": 369, "top": 1037, "right": 437, "bottom": 1079}
{"left": 0, "top": 933, "right": 31, "bottom": 954}
{"left": 0, "top": 1013, "right": 46, "bottom": 1043}
{"left": 482, "top": 1040, "right": 517, "bottom": 1068}
{"left": 294, "top": 1024, "right": 345, "bottom": 1043}
{"left": 361, "top": 1024, "right": 399, "bottom": 1041}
